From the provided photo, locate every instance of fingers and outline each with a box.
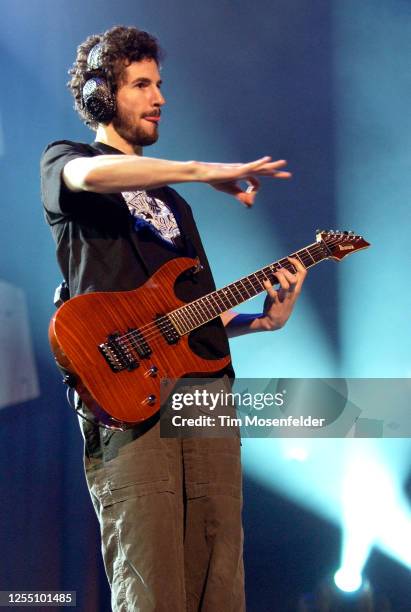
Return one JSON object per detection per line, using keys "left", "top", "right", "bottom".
{"left": 213, "top": 180, "right": 256, "bottom": 207}
{"left": 262, "top": 278, "right": 279, "bottom": 301}
{"left": 208, "top": 157, "right": 291, "bottom": 205}
{"left": 258, "top": 159, "right": 288, "bottom": 172}
{"left": 273, "top": 258, "right": 307, "bottom": 295}
{"left": 216, "top": 158, "right": 290, "bottom": 178}
{"left": 244, "top": 156, "right": 272, "bottom": 169}
{"left": 243, "top": 158, "right": 291, "bottom": 178}
{"left": 275, "top": 269, "right": 293, "bottom": 292}
{"left": 245, "top": 176, "right": 261, "bottom": 193}
{"left": 236, "top": 190, "right": 255, "bottom": 207}
{"left": 208, "top": 156, "right": 291, "bottom": 207}
{"left": 212, "top": 176, "right": 262, "bottom": 207}
{"left": 242, "top": 176, "right": 260, "bottom": 206}
{"left": 241, "top": 158, "right": 292, "bottom": 179}
{"left": 287, "top": 256, "right": 307, "bottom": 291}
{"left": 263, "top": 259, "right": 305, "bottom": 297}
{"left": 288, "top": 256, "right": 306, "bottom": 273}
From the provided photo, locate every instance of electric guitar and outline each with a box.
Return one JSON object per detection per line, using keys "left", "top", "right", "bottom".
{"left": 49, "top": 230, "right": 370, "bottom": 429}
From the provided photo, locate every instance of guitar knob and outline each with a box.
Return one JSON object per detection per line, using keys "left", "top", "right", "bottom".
{"left": 145, "top": 365, "right": 158, "bottom": 378}
{"left": 142, "top": 395, "right": 156, "bottom": 406}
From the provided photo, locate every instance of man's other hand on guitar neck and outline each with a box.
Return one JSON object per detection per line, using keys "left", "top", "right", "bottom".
{"left": 221, "top": 257, "right": 307, "bottom": 338}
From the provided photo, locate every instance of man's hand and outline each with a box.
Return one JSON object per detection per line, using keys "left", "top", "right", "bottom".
{"left": 199, "top": 157, "right": 291, "bottom": 206}
{"left": 259, "top": 257, "right": 307, "bottom": 330}
{"left": 222, "top": 257, "right": 307, "bottom": 338}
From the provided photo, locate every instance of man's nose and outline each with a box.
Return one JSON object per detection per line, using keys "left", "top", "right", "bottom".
{"left": 153, "top": 87, "right": 165, "bottom": 107}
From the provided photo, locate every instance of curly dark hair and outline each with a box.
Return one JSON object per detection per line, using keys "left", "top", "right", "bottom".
{"left": 68, "top": 25, "right": 164, "bottom": 130}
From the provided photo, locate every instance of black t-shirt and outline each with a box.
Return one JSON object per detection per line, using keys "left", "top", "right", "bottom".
{"left": 40, "top": 140, "right": 233, "bottom": 371}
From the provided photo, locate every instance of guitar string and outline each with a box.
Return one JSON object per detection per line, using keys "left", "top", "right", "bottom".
{"left": 111, "top": 235, "right": 348, "bottom": 353}
{"left": 104, "top": 235, "right": 351, "bottom": 359}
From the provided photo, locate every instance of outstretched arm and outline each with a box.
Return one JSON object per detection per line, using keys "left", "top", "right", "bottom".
{"left": 221, "top": 257, "right": 307, "bottom": 337}
{"left": 63, "top": 155, "right": 291, "bottom": 207}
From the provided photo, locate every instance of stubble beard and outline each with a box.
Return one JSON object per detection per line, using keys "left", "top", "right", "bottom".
{"left": 112, "top": 108, "right": 159, "bottom": 147}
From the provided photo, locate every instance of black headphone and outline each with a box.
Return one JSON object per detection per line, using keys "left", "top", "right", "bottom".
{"left": 82, "top": 43, "right": 116, "bottom": 124}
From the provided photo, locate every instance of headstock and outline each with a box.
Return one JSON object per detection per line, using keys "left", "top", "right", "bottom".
{"left": 316, "top": 230, "right": 370, "bottom": 261}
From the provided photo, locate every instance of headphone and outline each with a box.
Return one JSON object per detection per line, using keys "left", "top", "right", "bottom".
{"left": 82, "top": 43, "right": 116, "bottom": 124}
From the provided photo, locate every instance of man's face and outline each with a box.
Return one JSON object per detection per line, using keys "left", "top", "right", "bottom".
{"left": 112, "top": 58, "right": 165, "bottom": 147}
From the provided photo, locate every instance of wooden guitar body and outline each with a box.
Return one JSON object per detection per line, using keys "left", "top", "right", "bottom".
{"left": 49, "top": 257, "right": 230, "bottom": 428}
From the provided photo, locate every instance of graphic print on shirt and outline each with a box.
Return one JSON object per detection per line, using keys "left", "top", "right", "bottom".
{"left": 122, "top": 190, "right": 181, "bottom": 245}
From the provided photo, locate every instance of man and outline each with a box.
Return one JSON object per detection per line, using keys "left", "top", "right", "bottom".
{"left": 41, "top": 25, "right": 306, "bottom": 612}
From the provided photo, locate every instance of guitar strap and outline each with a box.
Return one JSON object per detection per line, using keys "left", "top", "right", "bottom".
{"left": 53, "top": 280, "right": 70, "bottom": 307}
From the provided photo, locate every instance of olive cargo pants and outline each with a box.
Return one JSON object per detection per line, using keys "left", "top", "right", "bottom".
{"left": 80, "top": 412, "right": 245, "bottom": 612}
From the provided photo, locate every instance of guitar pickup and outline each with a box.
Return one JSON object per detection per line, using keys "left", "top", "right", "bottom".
{"left": 155, "top": 314, "right": 180, "bottom": 345}
{"left": 127, "top": 328, "right": 152, "bottom": 359}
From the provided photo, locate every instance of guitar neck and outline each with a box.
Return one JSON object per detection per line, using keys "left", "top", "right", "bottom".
{"left": 168, "top": 240, "right": 330, "bottom": 336}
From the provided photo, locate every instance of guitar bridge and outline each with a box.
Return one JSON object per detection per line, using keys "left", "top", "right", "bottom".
{"left": 99, "top": 332, "right": 139, "bottom": 372}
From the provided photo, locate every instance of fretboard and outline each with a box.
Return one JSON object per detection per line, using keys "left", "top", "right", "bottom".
{"left": 168, "top": 240, "right": 329, "bottom": 336}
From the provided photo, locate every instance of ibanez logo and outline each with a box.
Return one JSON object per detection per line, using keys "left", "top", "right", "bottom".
{"left": 338, "top": 244, "right": 355, "bottom": 251}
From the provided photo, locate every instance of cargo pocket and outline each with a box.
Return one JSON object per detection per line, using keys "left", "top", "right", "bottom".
{"left": 99, "top": 446, "right": 172, "bottom": 508}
